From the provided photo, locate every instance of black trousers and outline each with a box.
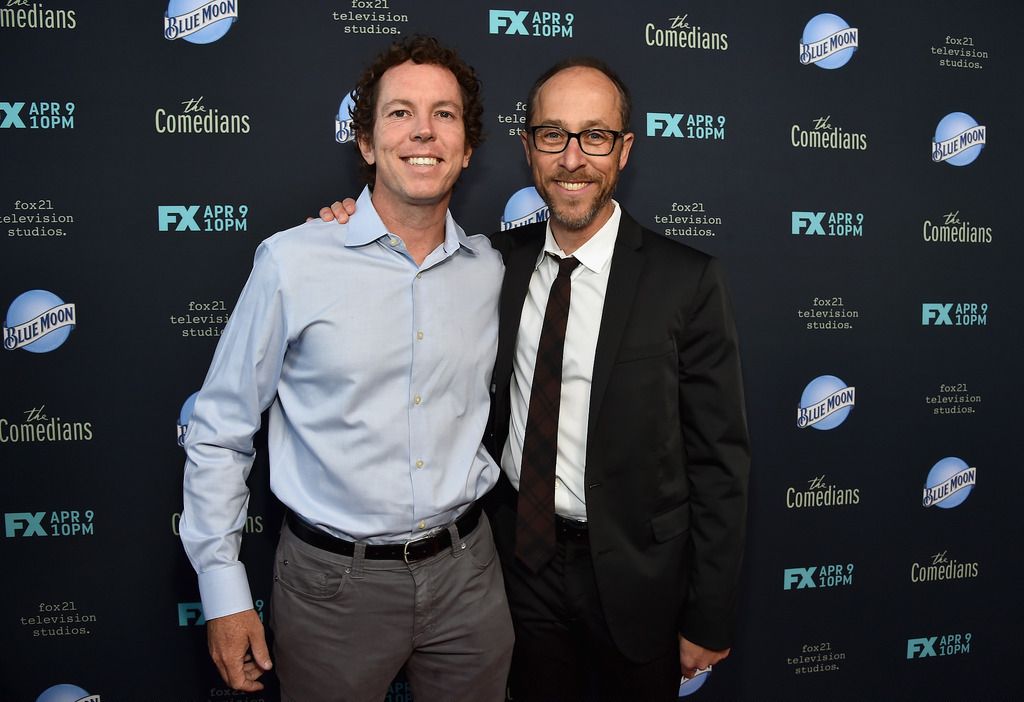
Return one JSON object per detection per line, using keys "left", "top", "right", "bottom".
{"left": 487, "top": 478, "right": 681, "bottom": 702}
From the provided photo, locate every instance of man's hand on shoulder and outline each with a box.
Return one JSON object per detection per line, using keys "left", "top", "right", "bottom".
{"left": 305, "top": 198, "right": 357, "bottom": 224}
{"left": 207, "top": 608, "right": 273, "bottom": 691}
{"left": 678, "top": 634, "right": 730, "bottom": 679}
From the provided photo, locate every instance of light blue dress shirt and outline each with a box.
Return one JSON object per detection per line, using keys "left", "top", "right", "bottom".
{"left": 180, "top": 187, "right": 503, "bottom": 619}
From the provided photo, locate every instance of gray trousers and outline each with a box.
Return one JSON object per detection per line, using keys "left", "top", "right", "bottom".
{"left": 271, "top": 514, "right": 514, "bottom": 702}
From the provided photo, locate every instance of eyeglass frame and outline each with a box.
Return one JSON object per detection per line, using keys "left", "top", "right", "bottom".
{"left": 523, "top": 125, "right": 628, "bottom": 156}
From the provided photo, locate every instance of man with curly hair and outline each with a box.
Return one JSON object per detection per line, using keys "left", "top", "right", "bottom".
{"left": 323, "top": 53, "right": 750, "bottom": 702}
{"left": 180, "top": 36, "right": 513, "bottom": 700}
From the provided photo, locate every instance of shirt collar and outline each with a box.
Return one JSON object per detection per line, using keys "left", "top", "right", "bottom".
{"left": 538, "top": 199, "right": 621, "bottom": 273}
{"left": 344, "top": 186, "right": 478, "bottom": 255}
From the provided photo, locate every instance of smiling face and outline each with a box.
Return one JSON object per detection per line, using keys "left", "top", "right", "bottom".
{"left": 522, "top": 66, "right": 634, "bottom": 243}
{"left": 358, "top": 61, "right": 473, "bottom": 218}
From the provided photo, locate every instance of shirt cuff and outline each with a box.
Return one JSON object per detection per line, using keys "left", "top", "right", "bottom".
{"left": 197, "top": 562, "right": 254, "bottom": 620}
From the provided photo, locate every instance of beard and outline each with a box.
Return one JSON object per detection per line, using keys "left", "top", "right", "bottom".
{"left": 538, "top": 172, "right": 617, "bottom": 232}
{"left": 548, "top": 192, "right": 611, "bottom": 231}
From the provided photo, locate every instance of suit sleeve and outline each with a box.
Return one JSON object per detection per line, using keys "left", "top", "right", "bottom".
{"left": 676, "top": 257, "right": 750, "bottom": 650}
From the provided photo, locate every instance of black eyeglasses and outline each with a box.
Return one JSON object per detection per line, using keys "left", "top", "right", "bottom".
{"left": 525, "top": 125, "right": 626, "bottom": 156}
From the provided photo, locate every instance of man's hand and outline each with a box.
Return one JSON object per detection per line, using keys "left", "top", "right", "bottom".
{"left": 318, "top": 198, "right": 357, "bottom": 224}
{"left": 678, "top": 635, "right": 730, "bottom": 679}
{"left": 207, "top": 609, "right": 273, "bottom": 691}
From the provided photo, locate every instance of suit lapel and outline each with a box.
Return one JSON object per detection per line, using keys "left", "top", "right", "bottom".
{"left": 494, "top": 215, "right": 645, "bottom": 466}
{"left": 587, "top": 212, "right": 645, "bottom": 444}
{"left": 494, "top": 226, "right": 545, "bottom": 391}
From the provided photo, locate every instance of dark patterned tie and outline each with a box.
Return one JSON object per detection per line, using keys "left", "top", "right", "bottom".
{"left": 516, "top": 254, "right": 580, "bottom": 572}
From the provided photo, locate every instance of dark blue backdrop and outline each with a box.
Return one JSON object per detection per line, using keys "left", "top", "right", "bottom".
{"left": 2, "top": 2, "right": 1019, "bottom": 700}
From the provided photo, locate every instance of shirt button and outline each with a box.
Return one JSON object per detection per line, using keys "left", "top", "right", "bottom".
{"left": 416, "top": 330, "right": 424, "bottom": 340}
{"left": 413, "top": 395, "right": 422, "bottom": 405}
{"left": 418, "top": 520, "right": 426, "bottom": 530}
{"left": 416, "top": 272, "right": 423, "bottom": 279}
{"left": 415, "top": 459, "right": 424, "bottom": 469}
{"left": 389, "top": 237, "right": 399, "bottom": 246}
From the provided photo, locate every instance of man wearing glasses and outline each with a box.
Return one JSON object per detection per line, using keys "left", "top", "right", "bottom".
{"left": 324, "top": 56, "right": 749, "bottom": 701}
{"left": 486, "top": 57, "right": 750, "bottom": 701}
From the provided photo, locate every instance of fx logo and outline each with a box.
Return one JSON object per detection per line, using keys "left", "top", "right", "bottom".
{"left": 907, "top": 637, "right": 937, "bottom": 658}
{"left": 646, "top": 113, "right": 684, "bottom": 138}
{"left": 0, "top": 102, "right": 26, "bottom": 128}
{"left": 792, "top": 211, "right": 826, "bottom": 235}
{"left": 177, "top": 602, "right": 206, "bottom": 626}
{"left": 783, "top": 567, "right": 816, "bottom": 590}
{"left": 158, "top": 205, "right": 200, "bottom": 231}
{"left": 922, "top": 303, "right": 953, "bottom": 326}
{"left": 489, "top": 10, "right": 528, "bottom": 35}
{"left": 5, "top": 512, "right": 47, "bottom": 537}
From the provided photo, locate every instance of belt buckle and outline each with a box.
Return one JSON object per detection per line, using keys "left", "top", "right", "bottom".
{"left": 402, "top": 532, "right": 433, "bottom": 564}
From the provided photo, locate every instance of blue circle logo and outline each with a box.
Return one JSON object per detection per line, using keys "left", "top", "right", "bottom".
{"left": 164, "top": 0, "right": 238, "bottom": 44}
{"left": 797, "top": 375, "right": 855, "bottom": 430}
{"left": 678, "top": 669, "right": 711, "bottom": 697}
{"left": 4, "top": 289, "right": 76, "bottom": 353}
{"left": 932, "top": 112, "right": 985, "bottom": 166}
{"left": 336, "top": 91, "right": 357, "bottom": 144}
{"left": 36, "top": 684, "right": 96, "bottom": 702}
{"left": 501, "top": 186, "right": 550, "bottom": 231}
{"left": 178, "top": 390, "right": 200, "bottom": 447}
{"left": 923, "top": 456, "right": 976, "bottom": 509}
{"left": 800, "top": 13, "right": 858, "bottom": 69}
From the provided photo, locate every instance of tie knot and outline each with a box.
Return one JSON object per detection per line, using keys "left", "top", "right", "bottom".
{"left": 548, "top": 253, "right": 580, "bottom": 278}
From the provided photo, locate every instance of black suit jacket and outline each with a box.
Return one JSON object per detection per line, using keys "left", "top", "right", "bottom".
{"left": 487, "top": 209, "right": 750, "bottom": 662}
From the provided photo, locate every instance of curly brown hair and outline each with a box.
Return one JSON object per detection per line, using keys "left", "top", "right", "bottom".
{"left": 351, "top": 35, "right": 485, "bottom": 185}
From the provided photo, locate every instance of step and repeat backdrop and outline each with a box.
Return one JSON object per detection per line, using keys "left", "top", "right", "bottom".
{"left": 2, "top": 1, "right": 1020, "bottom": 700}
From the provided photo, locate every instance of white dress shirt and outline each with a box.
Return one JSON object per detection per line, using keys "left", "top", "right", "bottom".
{"left": 501, "top": 201, "right": 621, "bottom": 521}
